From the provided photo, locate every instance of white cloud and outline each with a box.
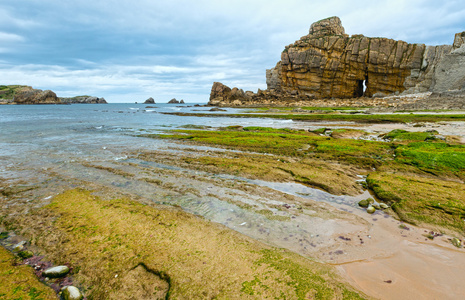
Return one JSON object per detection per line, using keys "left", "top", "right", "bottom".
{"left": 0, "top": 32, "right": 24, "bottom": 43}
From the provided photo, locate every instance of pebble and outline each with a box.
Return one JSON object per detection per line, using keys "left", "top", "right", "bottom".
{"left": 61, "top": 286, "right": 83, "bottom": 300}
{"left": 43, "top": 265, "right": 70, "bottom": 278}
{"left": 13, "top": 241, "right": 26, "bottom": 252}
{"left": 451, "top": 237, "right": 462, "bottom": 248}
{"left": 366, "top": 206, "right": 376, "bottom": 214}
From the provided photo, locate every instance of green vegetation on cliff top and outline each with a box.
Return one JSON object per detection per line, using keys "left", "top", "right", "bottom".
{"left": 0, "top": 85, "right": 28, "bottom": 100}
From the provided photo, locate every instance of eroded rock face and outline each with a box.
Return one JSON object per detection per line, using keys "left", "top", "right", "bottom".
{"left": 209, "top": 82, "right": 251, "bottom": 105}
{"left": 266, "top": 16, "right": 465, "bottom": 99}
{"left": 144, "top": 97, "right": 155, "bottom": 104}
{"left": 14, "top": 86, "right": 60, "bottom": 104}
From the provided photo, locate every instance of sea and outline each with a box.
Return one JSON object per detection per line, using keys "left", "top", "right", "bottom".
{"left": 0, "top": 103, "right": 294, "bottom": 177}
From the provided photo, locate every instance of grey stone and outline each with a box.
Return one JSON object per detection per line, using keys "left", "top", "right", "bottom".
{"left": 43, "top": 265, "right": 70, "bottom": 278}
{"left": 61, "top": 286, "right": 83, "bottom": 300}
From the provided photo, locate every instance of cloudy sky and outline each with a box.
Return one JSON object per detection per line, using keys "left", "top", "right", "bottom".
{"left": 1, "top": 0, "right": 464, "bottom": 103}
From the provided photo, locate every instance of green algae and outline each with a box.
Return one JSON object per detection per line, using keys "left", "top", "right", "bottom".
{"left": 0, "top": 247, "right": 57, "bottom": 299}
{"left": 383, "top": 129, "right": 438, "bottom": 142}
{"left": 161, "top": 112, "right": 465, "bottom": 123}
{"left": 149, "top": 126, "right": 465, "bottom": 235}
{"left": 367, "top": 172, "right": 465, "bottom": 233}
{"left": 395, "top": 142, "right": 465, "bottom": 174}
{"left": 20, "top": 189, "right": 365, "bottom": 299}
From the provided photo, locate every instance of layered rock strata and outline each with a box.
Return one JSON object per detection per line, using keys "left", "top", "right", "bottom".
{"left": 268, "top": 16, "right": 465, "bottom": 98}
{"left": 209, "top": 16, "right": 465, "bottom": 106}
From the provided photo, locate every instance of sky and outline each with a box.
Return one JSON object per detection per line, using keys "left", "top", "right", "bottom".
{"left": 0, "top": 0, "right": 464, "bottom": 103}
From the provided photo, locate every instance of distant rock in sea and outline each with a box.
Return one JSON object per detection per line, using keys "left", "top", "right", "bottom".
{"left": 144, "top": 97, "right": 155, "bottom": 104}
{"left": 168, "top": 98, "right": 179, "bottom": 104}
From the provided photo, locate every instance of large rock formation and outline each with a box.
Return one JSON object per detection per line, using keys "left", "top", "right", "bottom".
{"left": 209, "top": 17, "right": 465, "bottom": 106}
{"left": 13, "top": 86, "right": 60, "bottom": 104}
{"left": 266, "top": 16, "right": 465, "bottom": 99}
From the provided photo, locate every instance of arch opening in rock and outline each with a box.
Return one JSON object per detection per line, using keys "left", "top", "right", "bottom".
{"left": 354, "top": 78, "right": 367, "bottom": 98}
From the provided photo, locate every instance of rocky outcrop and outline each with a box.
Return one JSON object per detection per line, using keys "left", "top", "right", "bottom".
{"left": 209, "top": 17, "right": 465, "bottom": 106}
{"left": 144, "top": 97, "right": 155, "bottom": 104}
{"left": 60, "top": 96, "right": 107, "bottom": 104}
{"left": 167, "top": 98, "right": 185, "bottom": 104}
{"left": 13, "top": 86, "right": 60, "bottom": 104}
{"left": 209, "top": 82, "right": 253, "bottom": 105}
{"left": 266, "top": 16, "right": 465, "bottom": 99}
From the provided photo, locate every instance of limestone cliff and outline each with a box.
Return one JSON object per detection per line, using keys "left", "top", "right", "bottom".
{"left": 266, "top": 16, "right": 465, "bottom": 99}
{"left": 209, "top": 16, "right": 465, "bottom": 106}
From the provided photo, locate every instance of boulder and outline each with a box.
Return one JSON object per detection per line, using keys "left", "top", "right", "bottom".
{"left": 43, "top": 265, "right": 70, "bottom": 278}
{"left": 61, "top": 286, "right": 83, "bottom": 300}
{"left": 144, "top": 97, "right": 155, "bottom": 104}
{"left": 180, "top": 99, "right": 185, "bottom": 104}
{"left": 168, "top": 98, "right": 179, "bottom": 104}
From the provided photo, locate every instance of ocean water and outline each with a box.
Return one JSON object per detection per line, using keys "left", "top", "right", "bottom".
{"left": 0, "top": 103, "right": 297, "bottom": 176}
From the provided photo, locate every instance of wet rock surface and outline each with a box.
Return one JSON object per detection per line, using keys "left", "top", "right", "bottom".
{"left": 43, "top": 265, "right": 70, "bottom": 278}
